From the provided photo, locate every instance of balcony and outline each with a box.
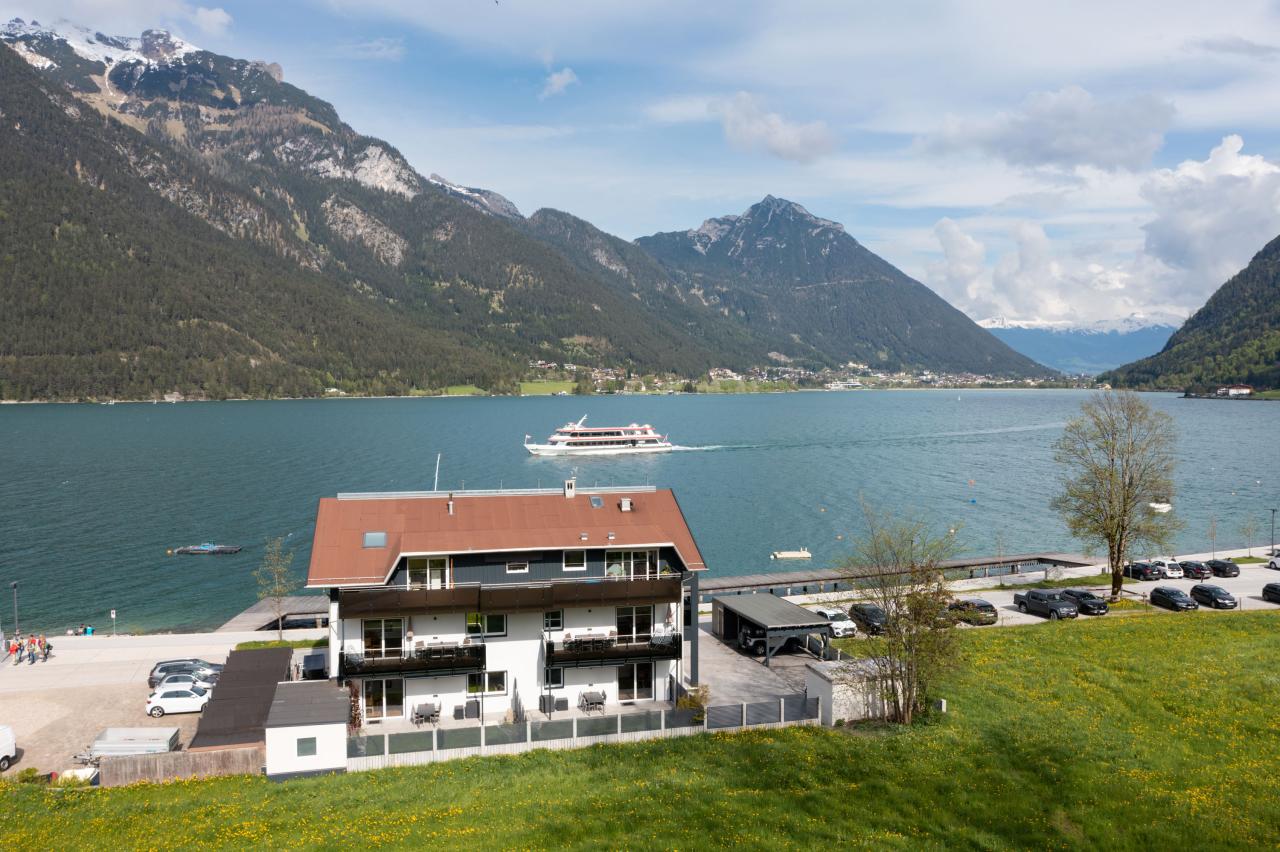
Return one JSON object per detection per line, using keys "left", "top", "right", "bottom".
{"left": 341, "top": 642, "right": 485, "bottom": 678}
{"left": 339, "top": 575, "right": 682, "bottom": 617}
{"left": 545, "top": 632, "right": 681, "bottom": 669}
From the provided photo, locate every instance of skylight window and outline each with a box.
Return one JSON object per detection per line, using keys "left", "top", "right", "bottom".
{"left": 362, "top": 531, "right": 387, "bottom": 548}
{"left": 589, "top": 496, "right": 604, "bottom": 509}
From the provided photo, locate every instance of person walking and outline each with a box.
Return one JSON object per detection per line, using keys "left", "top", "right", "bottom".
{"left": 6, "top": 635, "right": 17, "bottom": 665}
{"left": 26, "top": 635, "right": 37, "bottom": 665}
{"left": 41, "top": 635, "right": 51, "bottom": 662}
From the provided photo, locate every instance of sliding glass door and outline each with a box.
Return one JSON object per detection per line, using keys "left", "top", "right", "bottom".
{"left": 363, "top": 677, "right": 405, "bottom": 720}
{"left": 616, "top": 605, "right": 653, "bottom": 643}
{"left": 618, "top": 663, "right": 653, "bottom": 702}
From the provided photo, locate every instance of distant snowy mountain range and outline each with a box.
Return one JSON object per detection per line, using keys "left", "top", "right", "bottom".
{"left": 977, "top": 314, "right": 1182, "bottom": 375}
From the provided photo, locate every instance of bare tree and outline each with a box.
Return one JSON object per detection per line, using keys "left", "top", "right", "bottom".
{"left": 1209, "top": 516, "right": 1218, "bottom": 560}
{"left": 255, "top": 537, "right": 296, "bottom": 641}
{"left": 837, "top": 501, "right": 961, "bottom": 725}
{"left": 1240, "top": 517, "right": 1261, "bottom": 557}
{"left": 1051, "top": 391, "right": 1181, "bottom": 598}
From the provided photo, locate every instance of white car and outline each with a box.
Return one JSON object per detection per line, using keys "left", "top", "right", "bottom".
{"left": 1150, "top": 559, "right": 1183, "bottom": 579}
{"left": 1269, "top": 554, "right": 1279, "bottom": 570}
{"left": 146, "top": 685, "right": 209, "bottom": 717}
{"left": 814, "top": 607, "right": 858, "bottom": 638}
{"left": 155, "top": 672, "right": 217, "bottom": 691}
{"left": 0, "top": 724, "right": 15, "bottom": 771}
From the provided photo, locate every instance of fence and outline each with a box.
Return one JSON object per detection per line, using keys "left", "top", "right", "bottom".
{"left": 98, "top": 746, "right": 265, "bottom": 787}
{"left": 346, "top": 694, "right": 820, "bottom": 772}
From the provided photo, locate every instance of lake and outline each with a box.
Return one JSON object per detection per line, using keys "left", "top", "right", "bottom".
{"left": 0, "top": 390, "right": 1275, "bottom": 633}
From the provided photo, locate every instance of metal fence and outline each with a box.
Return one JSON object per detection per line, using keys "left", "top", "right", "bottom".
{"left": 346, "top": 693, "right": 821, "bottom": 772}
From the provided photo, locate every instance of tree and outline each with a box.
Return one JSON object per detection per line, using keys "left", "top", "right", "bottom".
{"left": 1240, "top": 516, "right": 1261, "bottom": 557}
{"left": 254, "top": 537, "right": 296, "bottom": 641}
{"left": 1209, "top": 516, "right": 1218, "bottom": 560}
{"left": 573, "top": 373, "right": 594, "bottom": 395}
{"left": 837, "top": 500, "right": 961, "bottom": 724}
{"left": 1051, "top": 391, "right": 1181, "bottom": 598}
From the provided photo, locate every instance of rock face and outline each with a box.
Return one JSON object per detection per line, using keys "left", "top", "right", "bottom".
{"left": 428, "top": 174, "right": 522, "bottom": 220}
{"left": 322, "top": 196, "right": 408, "bottom": 266}
{"left": 636, "top": 196, "right": 1048, "bottom": 376}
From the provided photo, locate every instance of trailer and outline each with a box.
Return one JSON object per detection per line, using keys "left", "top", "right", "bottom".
{"left": 76, "top": 727, "right": 180, "bottom": 764}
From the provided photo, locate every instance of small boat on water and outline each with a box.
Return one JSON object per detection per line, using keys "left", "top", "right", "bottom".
{"left": 524, "top": 415, "right": 673, "bottom": 456}
{"left": 1148, "top": 499, "right": 1172, "bottom": 514}
{"left": 770, "top": 548, "right": 812, "bottom": 560}
{"left": 172, "top": 543, "right": 243, "bottom": 555}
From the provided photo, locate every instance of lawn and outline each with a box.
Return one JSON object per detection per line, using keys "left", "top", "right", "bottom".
{"left": 965, "top": 570, "right": 1134, "bottom": 592}
{"left": 519, "top": 380, "right": 576, "bottom": 395}
{"left": 233, "top": 638, "right": 326, "bottom": 651}
{"left": 3, "top": 613, "right": 1278, "bottom": 849}
{"left": 442, "top": 385, "right": 486, "bottom": 396}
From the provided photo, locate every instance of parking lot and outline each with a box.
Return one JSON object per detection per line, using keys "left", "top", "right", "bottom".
{"left": 0, "top": 628, "right": 323, "bottom": 775}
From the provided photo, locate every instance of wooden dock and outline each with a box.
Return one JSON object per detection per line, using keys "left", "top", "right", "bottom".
{"left": 217, "top": 595, "right": 330, "bottom": 632}
{"left": 698, "top": 552, "right": 1094, "bottom": 602}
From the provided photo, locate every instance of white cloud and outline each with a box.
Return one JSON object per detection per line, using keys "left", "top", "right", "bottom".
{"left": 715, "top": 92, "right": 835, "bottom": 163}
{"left": 644, "top": 95, "right": 715, "bottom": 124}
{"left": 1187, "top": 35, "right": 1280, "bottom": 60}
{"left": 190, "top": 5, "right": 230, "bottom": 36}
{"left": 336, "top": 37, "right": 405, "bottom": 61}
{"left": 927, "top": 86, "right": 1175, "bottom": 171}
{"left": 928, "top": 218, "right": 993, "bottom": 314}
{"left": 1140, "top": 134, "right": 1280, "bottom": 303}
{"left": 539, "top": 67, "right": 578, "bottom": 100}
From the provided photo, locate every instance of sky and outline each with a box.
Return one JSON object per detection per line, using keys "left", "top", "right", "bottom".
{"left": 8, "top": 1, "right": 1280, "bottom": 327}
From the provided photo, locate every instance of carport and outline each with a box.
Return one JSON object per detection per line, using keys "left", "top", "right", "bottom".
{"left": 712, "top": 594, "right": 832, "bottom": 667}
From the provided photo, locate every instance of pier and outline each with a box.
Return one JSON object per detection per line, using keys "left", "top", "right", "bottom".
{"left": 217, "top": 595, "right": 329, "bottom": 632}
{"left": 697, "top": 552, "right": 1093, "bottom": 603}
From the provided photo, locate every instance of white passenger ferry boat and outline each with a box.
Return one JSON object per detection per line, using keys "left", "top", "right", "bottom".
{"left": 524, "top": 416, "right": 673, "bottom": 456}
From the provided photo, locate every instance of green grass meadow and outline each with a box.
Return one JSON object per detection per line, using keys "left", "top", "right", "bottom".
{"left": 3, "top": 612, "right": 1278, "bottom": 848}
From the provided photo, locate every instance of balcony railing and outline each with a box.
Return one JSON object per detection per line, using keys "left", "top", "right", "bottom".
{"left": 341, "top": 642, "right": 485, "bottom": 678}
{"left": 545, "top": 632, "right": 681, "bottom": 668}
{"left": 340, "top": 575, "right": 682, "bottom": 617}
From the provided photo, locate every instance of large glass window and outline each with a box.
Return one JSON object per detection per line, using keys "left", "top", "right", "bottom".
{"left": 407, "top": 556, "right": 448, "bottom": 589}
{"left": 616, "top": 605, "right": 653, "bottom": 643}
{"left": 467, "top": 671, "right": 507, "bottom": 695}
{"left": 465, "top": 613, "right": 507, "bottom": 637}
{"left": 563, "top": 550, "right": 587, "bottom": 572}
{"left": 363, "top": 678, "right": 404, "bottom": 720}
{"left": 605, "top": 550, "right": 658, "bottom": 579}
{"left": 362, "top": 618, "right": 404, "bottom": 659}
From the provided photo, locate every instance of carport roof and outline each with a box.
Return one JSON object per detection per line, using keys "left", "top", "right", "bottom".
{"left": 716, "top": 594, "right": 831, "bottom": 630}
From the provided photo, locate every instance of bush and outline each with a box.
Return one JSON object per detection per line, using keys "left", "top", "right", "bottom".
{"left": 16, "top": 768, "right": 46, "bottom": 785}
{"left": 676, "top": 684, "right": 711, "bottom": 722}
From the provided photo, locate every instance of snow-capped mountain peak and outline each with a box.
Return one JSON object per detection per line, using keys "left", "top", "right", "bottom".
{"left": 427, "top": 174, "right": 522, "bottom": 220}
{"left": 3, "top": 18, "right": 200, "bottom": 67}
{"left": 979, "top": 312, "right": 1183, "bottom": 334}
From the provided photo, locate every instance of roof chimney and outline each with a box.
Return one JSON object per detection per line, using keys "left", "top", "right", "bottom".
{"left": 447, "top": 493, "right": 455, "bottom": 516}
{"left": 619, "top": 497, "right": 633, "bottom": 512}
{"left": 564, "top": 478, "right": 576, "bottom": 499}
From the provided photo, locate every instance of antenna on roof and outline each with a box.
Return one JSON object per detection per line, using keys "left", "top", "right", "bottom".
{"left": 433, "top": 453, "right": 441, "bottom": 492}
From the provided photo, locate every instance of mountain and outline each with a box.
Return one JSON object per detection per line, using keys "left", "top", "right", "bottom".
{"left": 0, "top": 19, "right": 756, "bottom": 398}
{"left": 1101, "top": 238, "right": 1280, "bottom": 391}
{"left": 979, "top": 315, "right": 1179, "bottom": 375}
{"left": 636, "top": 197, "right": 1048, "bottom": 376}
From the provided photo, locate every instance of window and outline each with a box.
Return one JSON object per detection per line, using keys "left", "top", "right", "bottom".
{"left": 563, "top": 550, "right": 587, "bottom": 572}
{"left": 616, "top": 605, "right": 653, "bottom": 642}
{"left": 363, "top": 531, "right": 387, "bottom": 548}
{"left": 296, "top": 737, "right": 317, "bottom": 757}
{"left": 465, "top": 613, "right": 507, "bottom": 637}
{"left": 362, "top": 618, "right": 404, "bottom": 659}
{"left": 589, "top": 495, "right": 604, "bottom": 508}
{"left": 544, "top": 667, "right": 564, "bottom": 689}
{"left": 506, "top": 561, "right": 529, "bottom": 575}
{"left": 467, "top": 671, "right": 507, "bottom": 695}
{"left": 408, "top": 556, "right": 448, "bottom": 588}
{"left": 543, "top": 610, "right": 563, "bottom": 631}
{"left": 606, "top": 550, "right": 656, "bottom": 579}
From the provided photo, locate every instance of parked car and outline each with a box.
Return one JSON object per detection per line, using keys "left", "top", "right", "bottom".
{"left": 1061, "top": 589, "right": 1109, "bottom": 615}
{"left": 146, "top": 685, "right": 210, "bottom": 717}
{"left": 155, "top": 671, "right": 218, "bottom": 691}
{"left": 848, "top": 603, "right": 888, "bottom": 635}
{"left": 1122, "top": 561, "right": 1161, "bottom": 581}
{"left": 1205, "top": 559, "right": 1240, "bottom": 578}
{"left": 0, "top": 724, "right": 15, "bottom": 771}
{"left": 148, "top": 659, "right": 223, "bottom": 689}
{"left": 813, "top": 607, "right": 858, "bottom": 638}
{"left": 1189, "top": 584, "right": 1237, "bottom": 609}
{"left": 1179, "top": 560, "right": 1212, "bottom": 580}
{"left": 1263, "top": 583, "right": 1280, "bottom": 604}
{"left": 148, "top": 663, "right": 221, "bottom": 689}
{"left": 1013, "top": 589, "right": 1079, "bottom": 620}
{"left": 947, "top": 598, "right": 999, "bottom": 626}
{"left": 1268, "top": 555, "right": 1279, "bottom": 570}
{"left": 1150, "top": 559, "right": 1183, "bottom": 579}
{"left": 1149, "top": 586, "right": 1199, "bottom": 611}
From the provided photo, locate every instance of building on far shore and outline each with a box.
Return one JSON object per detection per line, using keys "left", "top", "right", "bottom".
{"left": 305, "top": 480, "right": 704, "bottom": 725}
{"left": 1216, "top": 384, "right": 1254, "bottom": 397}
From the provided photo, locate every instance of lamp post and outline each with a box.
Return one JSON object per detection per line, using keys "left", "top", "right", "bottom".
{"left": 10, "top": 581, "right": 17, "bottom": 635}
{"left": 1271, "top": 508, "right": 1277, "bottom": 558}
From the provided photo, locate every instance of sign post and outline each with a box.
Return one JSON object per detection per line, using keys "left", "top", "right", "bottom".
{"left": 111, "top": 609, "right": 117, "bottom": 638}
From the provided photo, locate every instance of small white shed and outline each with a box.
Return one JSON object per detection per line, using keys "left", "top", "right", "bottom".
{"left": 264, "top": 682, "right": 349, "bottom": 780}
{"left": 804, "top": 659, "right": 892, "bottom": 725}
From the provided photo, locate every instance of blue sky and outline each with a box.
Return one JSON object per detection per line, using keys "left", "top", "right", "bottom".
{"left": 10, "top": 1, "right": 1280, "bottom": 327}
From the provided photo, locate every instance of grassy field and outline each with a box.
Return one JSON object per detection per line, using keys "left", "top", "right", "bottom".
{"left": 442, "top": 385, "right": 486, "bottom": 396}
{"left": 233, "top": 638, "right": 327, "bottom": 651}
{"left": 965, "top": 570, "right": 1135, "bottom": 592}
{"left": 3, "top": 613, "right": 1278, "bottom": 848}
{"left": 519, "top": 380, "right": 576, "bottom": 395}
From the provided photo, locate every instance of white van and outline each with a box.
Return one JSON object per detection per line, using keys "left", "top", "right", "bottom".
{"left": 0, "top": 724, "right": 16, "bottom": 771}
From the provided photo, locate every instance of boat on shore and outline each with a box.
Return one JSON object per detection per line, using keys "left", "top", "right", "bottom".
{"left": 524, "top": 416, "right": 673, "bottom": 456}
{"left": 770, "top": 548, "right": 812, "bottom": 560}
{"left": 171, "top": 543, "right": 242, "bottom": 555}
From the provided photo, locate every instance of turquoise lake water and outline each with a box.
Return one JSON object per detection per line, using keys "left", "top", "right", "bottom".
{"left": 0, "top": 390, "right": 1276, "bottom": 633}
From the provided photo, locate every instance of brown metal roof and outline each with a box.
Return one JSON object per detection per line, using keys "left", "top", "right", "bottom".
{"left": 306, "top": 488, "right": 706, "bottom": 587}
